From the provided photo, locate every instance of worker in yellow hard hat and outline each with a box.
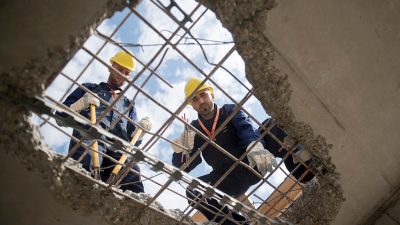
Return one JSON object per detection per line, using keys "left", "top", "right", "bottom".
{"left": 171, "top": 77, "right": 274, "bottom": 225}
{"left": 56, "top": 50, "right": 146, "bottom": 193}
{"left": 171, "top": 77, "right": 313, "bottom": 224}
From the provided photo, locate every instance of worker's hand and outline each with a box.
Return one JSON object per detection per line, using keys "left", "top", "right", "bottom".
{"left": 137, "top": 117, "right": 152, "bottom": 141}
{"left": 292, "top": 148, "right": 312, "bottom": 164}
{"left": 247, "top": 141, "right": 278, "bottom": 176}
{"left": 138, "top": 117, "right": 152, "bottom": 131}
{"left": 70, "top": 92, "right": 100, "bottom": 112}
{"left": 171, "top": 128, "right": 196, "bottom": 153}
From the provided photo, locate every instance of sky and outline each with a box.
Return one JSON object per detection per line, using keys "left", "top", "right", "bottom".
{"left": 31, "top": 0, "right": 289, "bottom": 213}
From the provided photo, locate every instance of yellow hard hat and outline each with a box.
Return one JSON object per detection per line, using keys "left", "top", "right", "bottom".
{"left": 184, "top": 77, "right": 214, "bottom": 103}
{"left": 110, "top": 50, "right": 136, "bottom": 71}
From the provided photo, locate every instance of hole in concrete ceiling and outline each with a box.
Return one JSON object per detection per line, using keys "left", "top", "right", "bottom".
{"left": 30, "top": 0, "right": 315, "bottom": 222}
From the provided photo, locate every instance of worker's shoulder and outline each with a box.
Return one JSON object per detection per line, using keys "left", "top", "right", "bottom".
{"left": 190, "top": 119, "right": 198, "bottom": 126}
{"left": 81, "top": 82, "right": 98, "bottom": 90}
{"left": 221, "top": 104, "right": 235, "bottom": 109}
{"left": 221, "top": 104, "right": 236, "bottom": 114}
{"left": 119, "top": 94, "right": 134, "bottom": 108}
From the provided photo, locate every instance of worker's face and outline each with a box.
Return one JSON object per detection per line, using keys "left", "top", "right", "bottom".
{"left": 108, "top": 63, "right": 132, "bottom": 88}
{"left": 190, "top": 88, "right": 215, "bottom": 118}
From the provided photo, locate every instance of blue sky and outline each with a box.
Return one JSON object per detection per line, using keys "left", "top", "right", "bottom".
{"left": 32, "top": 0, "right": 289, "bottom": 212}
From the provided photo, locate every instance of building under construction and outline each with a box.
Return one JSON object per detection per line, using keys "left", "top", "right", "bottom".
{"left": 0, "top": 0, "right": 399, "bottom": 225}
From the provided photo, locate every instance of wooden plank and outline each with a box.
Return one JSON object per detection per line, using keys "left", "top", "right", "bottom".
{"left": 192, "top": 210, "right": 209, "bottom": 222}
{"left": 192, "top": 176, "right": 303, "bottom": 222}
{"left": 257, "top": 176, "right": 303, "bottom": 218}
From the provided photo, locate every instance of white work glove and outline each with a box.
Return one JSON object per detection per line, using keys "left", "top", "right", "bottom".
{"left": 171, "top": 128, "right": 196, "bottom": 153}
{"left": 137, "top": 117, "right": 152, "bottom": 141}
{"left": 70, "top": 92, "right": 100, "bottom": 112}
{"left": 292, "top": 148, "right": 312, "bottom": 164}
{"left": 247, "top": 141, "right": 278, "bottom": 176}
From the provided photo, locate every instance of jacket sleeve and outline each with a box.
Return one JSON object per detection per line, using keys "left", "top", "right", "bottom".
{"left": 55, "top": 83, "right": 93, "bottom": 126}
{"left": 171, "top": 125, "right": 202, "bottom": 172}
{"left": 227, "top": 104, "right": 263, "bottom": 147}
{"left": 259, "top": 118, "right": 288, "bottom": 157}
{"left": 172, "top": 150, "right": 202, "bottom": 173}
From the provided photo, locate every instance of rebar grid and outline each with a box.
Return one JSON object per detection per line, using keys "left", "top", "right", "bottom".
{"left": 31, "top": 1, "right": 322, "bottom": 224}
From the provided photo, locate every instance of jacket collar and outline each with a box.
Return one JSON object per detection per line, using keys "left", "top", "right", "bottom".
{"left": 100, "top": 82, "right": 122, "bottom": 93}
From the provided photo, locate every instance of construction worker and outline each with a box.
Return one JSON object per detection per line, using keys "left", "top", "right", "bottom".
{"left": 171, "top": 77, "right": 279, "bottom": 225}
{"left": 56, "top": 50, "right": 145, "bottom": 193}
{"left": 172, "top": 78, "right": 314, "bottom": 224}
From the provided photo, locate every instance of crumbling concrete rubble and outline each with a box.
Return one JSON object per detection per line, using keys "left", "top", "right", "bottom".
{"left": 198, "top": 0, "right": 345, "bottom": 224}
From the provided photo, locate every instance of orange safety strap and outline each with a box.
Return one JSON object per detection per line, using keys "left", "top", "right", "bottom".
{"left": 197, "top": 107, "right": 220, "bottom": 141}
{"left": 104, "top": 83, "right": 120, "bottom": 100}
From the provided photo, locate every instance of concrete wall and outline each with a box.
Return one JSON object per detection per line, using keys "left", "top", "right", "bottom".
{"left": 0, "top": 151, "right": 109, "bottom": 225}
{"left": 262, "top": 0, "right": 400, "bottom": 224}
{"left": 0, "top": 0, "right": 115, "bottom": 74}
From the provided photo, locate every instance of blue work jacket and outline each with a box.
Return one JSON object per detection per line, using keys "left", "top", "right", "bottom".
{"left": 172, "top": 104, "right": 263, "bottom": 181}
{"left": 57, "top": 82, "right": 139, "bottom": 154}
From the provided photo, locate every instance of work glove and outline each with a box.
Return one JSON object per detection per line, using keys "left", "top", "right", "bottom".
{"left": 247, "top": 141, "right": 278, "bottom": 176}
{"left": 137, "top": 117, "right": 152, "bottom": 141}
{"left": 292, "top": 148, "right": 312, "bottom": 164}
{"left": 70, "top": 92, "right": 100, "bottom": 112}
{"left": 171, "top": 128, "right": 196, "bottom": 153}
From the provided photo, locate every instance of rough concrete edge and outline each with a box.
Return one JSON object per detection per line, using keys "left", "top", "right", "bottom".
{"left": 197, "top": 0, "right": 345, "bottom": 224}
{"left": 0, "top": 0, "right": 193, "bottom": 224}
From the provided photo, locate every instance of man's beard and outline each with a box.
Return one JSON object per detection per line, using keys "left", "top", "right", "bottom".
{"left": 199, "top": 103, "right": 213, "bottom": 115}
{"left": 110, "top": 76, "right": 124, "bottom": 89}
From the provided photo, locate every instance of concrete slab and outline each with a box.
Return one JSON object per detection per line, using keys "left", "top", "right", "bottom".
{"left": 0, "top": 151, "right": 109, "bottom": 225}
{"left": 0, "top": 0, "right": 109, "bottom": 73}
{"left": 262, "top": 0, "right": 400, "bottom": 224}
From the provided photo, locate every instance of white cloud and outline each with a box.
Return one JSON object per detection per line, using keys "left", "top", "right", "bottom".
{"left": 31, "top": 114, "right": 72, "bottom": 154}
{"left": 139, "top": 164, "right": 189, "bottom": 211}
